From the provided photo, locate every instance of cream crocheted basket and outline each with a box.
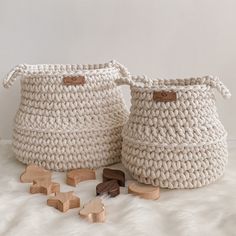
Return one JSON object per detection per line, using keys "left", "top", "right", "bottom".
{"left": 121, "top": 76, "right": 231, "bottom": 189}
{"left": 3, "top": 60, "right": 129, "bottom": 171}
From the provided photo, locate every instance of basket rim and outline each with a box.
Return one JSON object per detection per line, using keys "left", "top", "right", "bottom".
{"left": 15, "top": 60, "right": 120, "bottom": 75}
{"left": 130, "top": 76, "right": 216, "bottom": 91}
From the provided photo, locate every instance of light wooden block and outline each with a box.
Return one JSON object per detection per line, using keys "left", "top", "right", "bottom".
{"left": 47, "top": 191, "right": 80, "bottom": 212}
{"left": 79, "top": 197, "right": 105, "bottom": 223}
{"left": 20, "top": 164, "right": 51, "bottom": 183}
{"left": 128, "top": 182, "right": 160, "bottom": 200}
{"left": 30, "top": 179, "right": 60, "bottom": 195}
{"left": 66, "top": 169, "right": 96, "bottom": 187}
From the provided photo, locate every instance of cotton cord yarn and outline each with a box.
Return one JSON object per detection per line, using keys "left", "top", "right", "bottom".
{"left": 3, "top": 60, "right": 129, "bottom": 171}
{"left": 121, "top": 76, "right": 231, "bottom": 189}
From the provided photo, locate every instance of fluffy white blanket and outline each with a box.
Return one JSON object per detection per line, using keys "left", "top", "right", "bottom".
{"left": 0, "top": 141, "right": 235, "bottom": 236}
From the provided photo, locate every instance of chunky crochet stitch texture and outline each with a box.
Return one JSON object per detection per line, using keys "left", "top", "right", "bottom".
{"left": 121, "top": 76, "right": 231, "bottom": 189}
{"left": 4, "top": 60, "right": 129, "bottom": 171}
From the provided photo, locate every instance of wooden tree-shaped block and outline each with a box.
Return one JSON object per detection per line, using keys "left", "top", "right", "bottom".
{"left": 79, "top": 197, "right": 105, "bottom": 223}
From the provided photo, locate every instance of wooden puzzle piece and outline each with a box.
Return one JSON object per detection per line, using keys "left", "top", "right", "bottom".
{"left": 20, "top": 164, "right": 51, "bottom": 183}
{"left": 47, "top": 191, "right": 80, "bottom": 212}
{"left": 66, "top": 169, "right": 96, "bottom": 187}
{"left": 128, "top": 182, "right": 160, "bottom": 200}
{"left": 96, "top": 180, "right": 120, "bottom": 197}
{"left": 103, "top": 168, "right": 125, "bottom": 187}
{"left": 79, "top": 197, "right": 105, "bottom": 223}
{"left": 30, "top": 179, "right": 60, "bottom": 195}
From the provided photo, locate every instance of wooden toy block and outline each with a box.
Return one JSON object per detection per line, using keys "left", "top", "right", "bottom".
{"left": 30, "top": 179, "right": 60, "bottom": 195}
{"left": 66, "top": 169, "right": 96, "bottom": 187}
{"left": 96, "top": 180, "right": 120, "bottom": 197}
{"left": 20, "top": 164, "right": 51, "bottom": 183}
{"left": 47, "top": 191, "right": 80, "bottom": 212}
{"left": 102, "top": 168, "right": 125, "bottom": 187}
{"left": 79, "top": 197, "right": 105, "bottom": 223}
{"left": 128, "top": 182, "right": 160, "bottom": 200}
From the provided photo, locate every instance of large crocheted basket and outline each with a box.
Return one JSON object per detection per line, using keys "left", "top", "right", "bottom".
{"left": 3, "top": 60, "right": 129, "bottom": 171}
{"left": 121, "top": 76, "right": 231, "bottom": 189}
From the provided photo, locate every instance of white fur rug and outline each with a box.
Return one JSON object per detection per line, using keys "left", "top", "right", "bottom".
{"left": 0, "top": 141, "right": 236, "bottom": 236}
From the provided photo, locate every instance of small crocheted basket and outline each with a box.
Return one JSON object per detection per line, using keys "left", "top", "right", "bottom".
{"left": 3, "top": 60, "right": 129, "bottom": 171}
{"left": 121, "top": 76, "right": 231, "bottom": 189}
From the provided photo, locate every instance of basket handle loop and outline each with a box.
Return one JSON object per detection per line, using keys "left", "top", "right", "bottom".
{"left": 206, "top": 76, "right": 231, "bottom": 99}
{"left": 3, "top": 65, "right": 26, "bottom": 88}
{"left": 112, "top": 60, "right": 152, "bottom": 87}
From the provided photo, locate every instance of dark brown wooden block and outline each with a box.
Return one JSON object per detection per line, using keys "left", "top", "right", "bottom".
{"left": 96, "top": 180, "right": 120, "bottom": 197}
{"left": 102, "top": 168, "right": 125, "bottom": 187}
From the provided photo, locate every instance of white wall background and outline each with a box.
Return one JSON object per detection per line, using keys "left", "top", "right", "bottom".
{"left": 0, "top": 0, "right": 235, "bottom": 140}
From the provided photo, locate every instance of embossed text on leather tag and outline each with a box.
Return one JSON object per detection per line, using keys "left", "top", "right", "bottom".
{"left": 63, "top": 76, "right": 85, "bottom": 85}
{"left": 153, "top": 91, "right": 176, "bottom": 102}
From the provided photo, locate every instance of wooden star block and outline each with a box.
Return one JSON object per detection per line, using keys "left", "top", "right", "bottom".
{"left": 96, "top": 180, "right": 120, "bottom": 197}
{"left": 20, "top": 164, "right": 51, "bottom": 183}
{"left": 66, "top": 169, "right": 96, "bottom": 187}
{"left": 30, "top": 179, "right": 60, "bottom": 195}
{"left": 103, "top": 168, "right": 125, "bottom": 187}
{"left": 79, "top": 197, "right": 105, "bottom": 223}
{"left": 47, "top": 191, "right": 80, "bottom": 212}
{"left": 128, "top": 182, "right": 160, "bottom": 200}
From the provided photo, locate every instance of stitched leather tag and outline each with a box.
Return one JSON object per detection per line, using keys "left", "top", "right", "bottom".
{"left": 63, "top": 76, "right": 85, "bottom": 85}
{"left": 153, "top": 91, "right": 176, "bottom": 102}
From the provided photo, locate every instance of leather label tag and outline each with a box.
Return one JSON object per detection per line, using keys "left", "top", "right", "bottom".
{"left": 63, "top": 76, "right": 85, "bottom": 85}
{"left": 153, "top": 91, "right": 176, "bottom": 102}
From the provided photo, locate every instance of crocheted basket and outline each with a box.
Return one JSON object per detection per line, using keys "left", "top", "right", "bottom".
{"left": 121, "top": 76, "right": 231, "bottom": 189}
{"left": 3, "top": 60, "right": 129, "bottom": 171}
